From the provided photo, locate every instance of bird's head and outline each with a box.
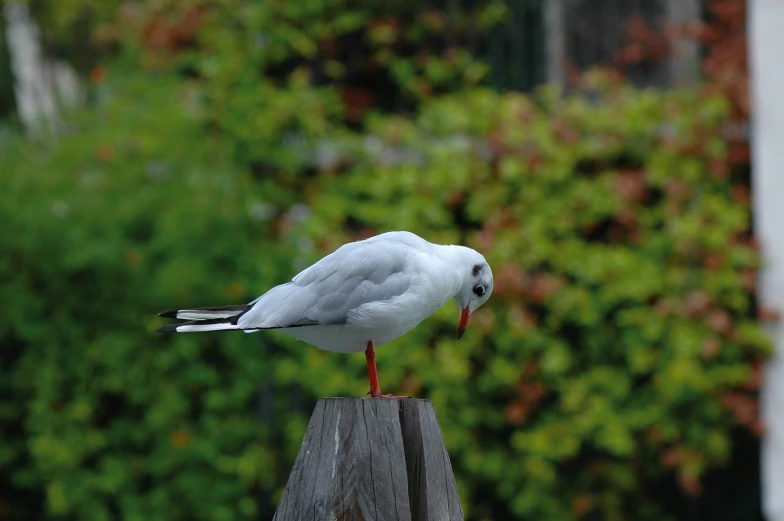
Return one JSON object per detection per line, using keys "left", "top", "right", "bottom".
{"left": 453, "top": 249, "right": 493, "bottom": 339}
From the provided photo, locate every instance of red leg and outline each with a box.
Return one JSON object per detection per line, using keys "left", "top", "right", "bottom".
{"left": 365, "top": 341, "right": 383, "bottom": 398}
{"left": 365, "top": 341, "right": 399, "bottom": 399}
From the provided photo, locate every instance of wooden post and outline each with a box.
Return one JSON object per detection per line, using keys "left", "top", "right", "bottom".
{"left": 272, "top": 398, "right": 464, "bottom": 521}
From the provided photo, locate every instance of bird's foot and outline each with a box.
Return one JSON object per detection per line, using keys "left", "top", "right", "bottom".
{"left": 368, "top": 390, "right": 409, "bottom": 400}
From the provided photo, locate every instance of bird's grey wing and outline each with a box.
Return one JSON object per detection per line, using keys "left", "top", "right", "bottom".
{"left": 237, "top": 240, "right": 416, "bottom": 329}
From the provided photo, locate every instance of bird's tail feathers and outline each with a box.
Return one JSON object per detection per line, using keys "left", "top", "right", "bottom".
{"left": 157, "top": 304, "right": 252, "bottom": 333}
{"left": 158, "top": 304, "right": 251, "bottom": 321}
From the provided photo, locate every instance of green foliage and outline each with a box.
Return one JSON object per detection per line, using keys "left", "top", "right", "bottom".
{"left": 0, "top": 65, "right": 767, "bottom": 520}
{"left": 302, "top": 75, "right": 768, "bottom": 520}
{"left": 27, "top": 0, "right": 507, "bottom": 124}
{"left": 0, "top": 71, "right": 323, "bottom": 521}
{"left": 0, "top": 2, "right": 766, "bottom": 521}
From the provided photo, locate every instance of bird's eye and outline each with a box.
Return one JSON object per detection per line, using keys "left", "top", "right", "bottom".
{"left": 473, "top": 285, "right": 485, "bottom": 297}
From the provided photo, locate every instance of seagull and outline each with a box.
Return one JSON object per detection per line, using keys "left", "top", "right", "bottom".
{"left": 157, "top": 231, "right": 493, "bottom": 398}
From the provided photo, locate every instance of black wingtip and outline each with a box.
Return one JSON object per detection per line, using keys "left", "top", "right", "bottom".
{"left": 158, "top": 309, "right": 179, "bottom": 318}
{"left": 156, "top": 323, "right": 180, "bottom": 333}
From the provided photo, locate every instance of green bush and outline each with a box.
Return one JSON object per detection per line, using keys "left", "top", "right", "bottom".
{"left": 303, "top": 74, "right": 769, "bottom": 520}
{"left": 0, "top": 71, "right": 321, "bottom": 521}
{"left": 0, "top": 65, "right": 767, "bottom": 521}
{"left": 0, "top": 2, "right": 767, "bottom": 520}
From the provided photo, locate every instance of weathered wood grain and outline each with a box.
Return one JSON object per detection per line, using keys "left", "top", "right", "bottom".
{"left": 399, "top": 399, "right": 464, "bottom": 521}
{"left": 272, "top": 398, "right": 412, "bottom": 521}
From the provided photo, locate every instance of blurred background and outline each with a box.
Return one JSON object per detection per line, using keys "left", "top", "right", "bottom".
{"left": 0, "top": 0, "right": 778, "bottom": 520}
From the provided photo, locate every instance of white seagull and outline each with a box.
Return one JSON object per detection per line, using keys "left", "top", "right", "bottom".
{"left": 157, "top": 231, "right": 493, "bottom": 397}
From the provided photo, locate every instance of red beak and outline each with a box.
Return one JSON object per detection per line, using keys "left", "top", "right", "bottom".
{"left": 457, "top": 306, "right": 470, "bottom": 339}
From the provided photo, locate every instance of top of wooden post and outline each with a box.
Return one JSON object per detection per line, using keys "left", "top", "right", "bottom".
{"left": 273, "top": 397, "right": 463, "bottom": 521}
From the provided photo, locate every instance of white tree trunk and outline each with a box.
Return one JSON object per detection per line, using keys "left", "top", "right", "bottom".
{"left": 3, "top": 2, "right": 81, "bottom": 136}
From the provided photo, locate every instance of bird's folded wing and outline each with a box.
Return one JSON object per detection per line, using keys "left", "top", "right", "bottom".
{"left": 237, "top": 240, "right": 417, "bottom": 329}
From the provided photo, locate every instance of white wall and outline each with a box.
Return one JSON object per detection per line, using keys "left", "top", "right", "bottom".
{"left": 750, "top": 1, "right": 784, "bottom": 520}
